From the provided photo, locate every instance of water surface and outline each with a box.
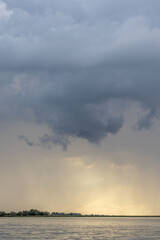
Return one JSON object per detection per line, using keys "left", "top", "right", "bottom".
{"left": 0, "top": 217, "right": 160, "bottom": 239}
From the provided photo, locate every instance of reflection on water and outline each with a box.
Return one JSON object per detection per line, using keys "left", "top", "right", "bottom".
{"left": 0, "top": 217, "right": 160, "bottom": 239}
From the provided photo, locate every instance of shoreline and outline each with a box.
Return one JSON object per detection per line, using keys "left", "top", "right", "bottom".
{"left": 1, "top": 209, "right": 160, "bottom": 218}
{"left": 1, "top": 215, "right": 160, "bottom": 218}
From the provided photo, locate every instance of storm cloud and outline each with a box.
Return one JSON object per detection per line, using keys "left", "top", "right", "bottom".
{"left": 1, "top": 0, "right": 160, "bottom": 147}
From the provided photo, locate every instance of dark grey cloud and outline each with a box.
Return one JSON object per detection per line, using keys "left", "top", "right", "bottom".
{"left": 39, "top": 134, "right": 70, "bottom": 150}
{"left": 18, "top": 135, "right": 34, "bottom": 146}
{"left": 1, "top": 0, "right": 160, "bottom": 148}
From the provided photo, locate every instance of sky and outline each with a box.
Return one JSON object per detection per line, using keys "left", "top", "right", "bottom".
{"left": 0, "top": 0, "right": 160, "bottom": 215}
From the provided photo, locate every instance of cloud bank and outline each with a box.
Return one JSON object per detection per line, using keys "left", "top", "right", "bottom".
{"left": 1, "top": 0, "right": 160, "bottom": 147}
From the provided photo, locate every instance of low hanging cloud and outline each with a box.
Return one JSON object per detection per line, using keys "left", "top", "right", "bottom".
{"left": 1, "top": 0, "right": 160, "bottom": 148}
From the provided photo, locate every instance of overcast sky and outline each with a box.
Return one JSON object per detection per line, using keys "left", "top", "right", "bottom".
{"left": 1, "top": 0, "right": 160, "bottom": 215}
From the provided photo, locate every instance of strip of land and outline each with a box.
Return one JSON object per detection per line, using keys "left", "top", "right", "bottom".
{"left": 0, "top": 209, "right": 160, "bottom": 217}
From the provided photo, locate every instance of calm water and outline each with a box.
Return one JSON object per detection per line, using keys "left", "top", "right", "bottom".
{"left": 0, "top": 217, "right": 160, "bottom": 239}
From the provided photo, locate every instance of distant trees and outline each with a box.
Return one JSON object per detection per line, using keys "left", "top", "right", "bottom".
{"left": 0, "top": 209, "right": 50, "bottom": 217}
{"left": 0, "top": 210, "right": 112, "bottom": 217}
{"left": 0, "top": 209, "right": 88, "bottom": 217}
{"left": 0, "top": 211, "right": 6, "bottom": 217}
{"left": 51, "top": 212, "right": 82, "bottom": 217}
{"left": 0, "top": 209, "right": 83, "bottom": 217}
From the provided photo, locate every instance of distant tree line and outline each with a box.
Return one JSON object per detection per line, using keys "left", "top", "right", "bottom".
{"left": 0, "top": 209, "right": 50, "bottom": 217}
{"left": 0, "top": 210, "right": 83, "bottom": 217}
{"left": 0, "top": 209, "right": 84, "bottom": 217}
{"left": 0, "top": 210, "right": 155, "bottom": 217}
{"left": 51, "top": 212, "right": 82, "bottom": 217}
